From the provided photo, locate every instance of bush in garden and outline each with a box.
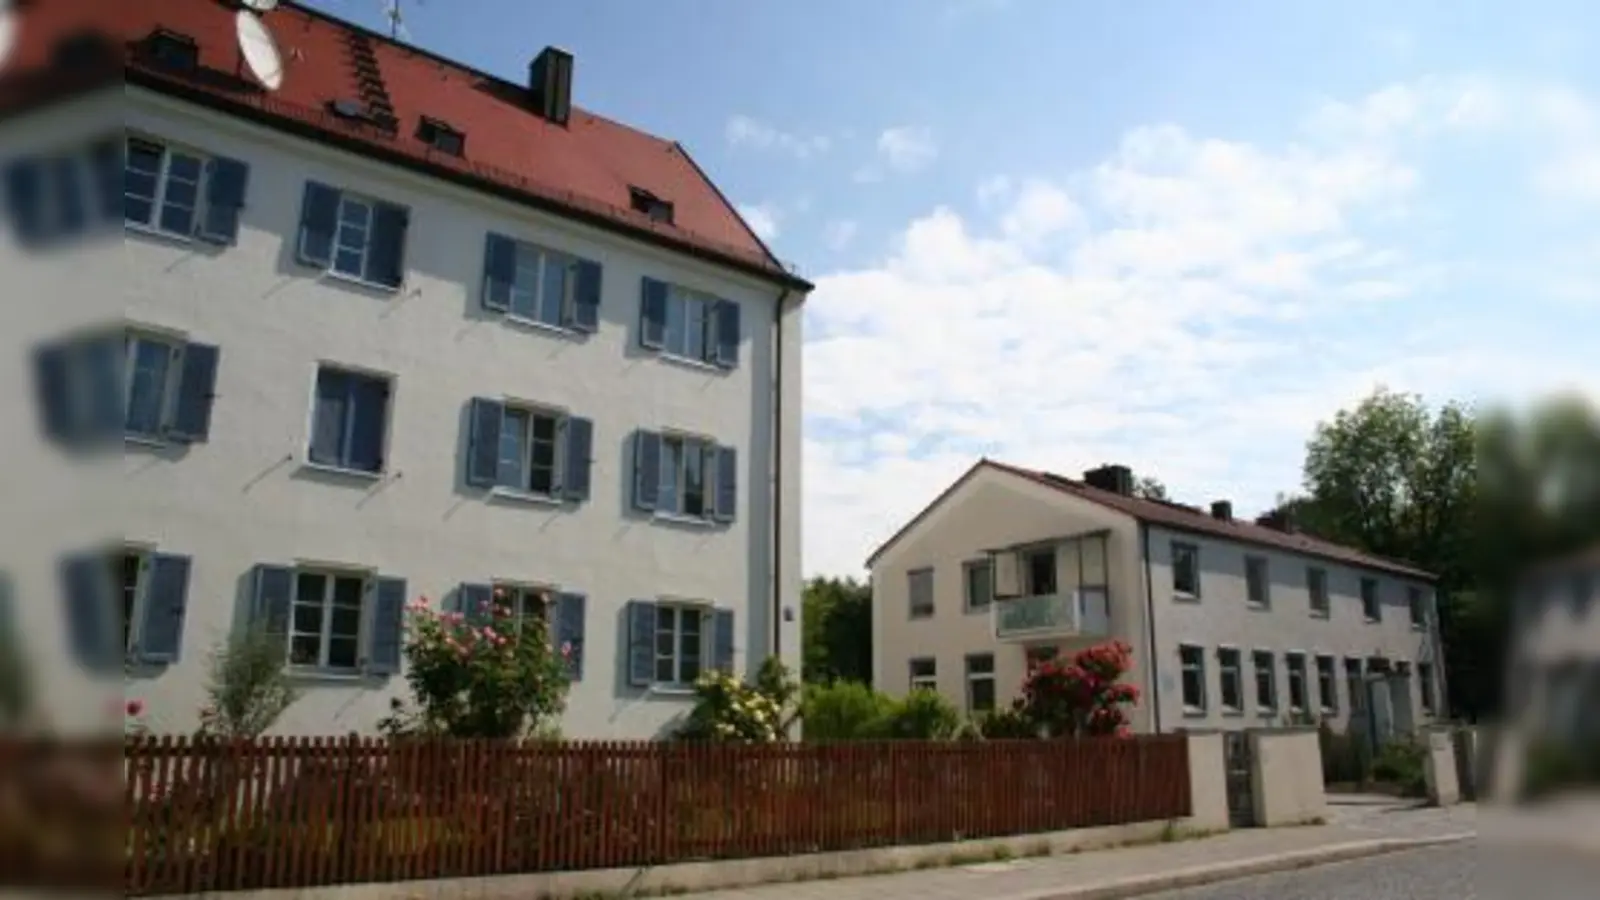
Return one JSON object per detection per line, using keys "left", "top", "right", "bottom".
{"left": 976, "top": 703, "right": 1042, "bottom": 739}
{"left": 1019, "top": 640, "right": 1139, "bottom": 737}
{"left": 196, "top": 622, "right": 302, "bottom": 739}
{"left": 800, "top": 680, "right": 897, "bottom": 741}
{"left": 677, "top": 657, "right": 800, "bottom": 743}
{"left": 379, "top": 591, "right": 570, "bottom": 739}
{"left": 879, "top": 688, "right": 964, "bottom": 740}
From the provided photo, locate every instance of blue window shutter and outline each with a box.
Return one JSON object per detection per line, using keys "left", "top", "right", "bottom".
{"left": 296, "top": 181, "right": 340, "bottom": 267}
{"left": 167, "top": 342, "right": 219, "bottom": 442}
{"left": 347, "top": 375, "right": 388, "bottom": 472}
{"left": 713, "top": 444, "right": 737, "bottom": 523}
{"left": 626, "top": 600, "right": 657, "bottom": 687}
{"left": 713, "top": 608, "right": 735, "bottom": 673}
{"left": 713, "top": 300, "right": 741, "bottom": 368}
{"left": 32, "top": 342, "right": 74, "bottom": 443}
{"left": 639, "top": 277, "right": 668, "bottom": 349}
{"left": 571, "top": 259, "right": 602, "bottom": 331}
{"left": 60, "top": 553, "right": 117, "bottom": 673}
{"left": 4, "top": 157, "right": 44, "bottom": 244}
{"left": 366, "top": 202, "right": 408, "bottom": 288}
{"left": 82, "top": 334, "right": 123, "bottom": 443}
{"left": 481, "top": 233, "right": 515, "bottom": 312}
{"left": 466, "top": 397, "right": 505, "bottom": 487}
{"left": 561, "top": 415, "right": 593, "bottom": 502}
{"left": 251, "top": 564, "right": 294, "bottom": 648}
{"left": 367, "top": 576, "right": 406, "bottom": 675}
{"left": 135, "top": 553, "right": 191, "bottom": 664}
{"left": 308, "top": 369, "right": 347, "bottom": 466}
{"left": 197, "top": 157, "right": 250, "bottom": 244}
{"left": 89, "top": 140, "right": 123, "bottom": 224}
{"left": 632, "top": 429, "right": 661, "bottom": 511}
{"left": 458, "top": 582, "right": 493, "bottom": 626}
{"left": 555, "top": 591, "right": 587, "bottom": 681}
{"left": 50, "top": 155, "right": 86, "bottom": 237}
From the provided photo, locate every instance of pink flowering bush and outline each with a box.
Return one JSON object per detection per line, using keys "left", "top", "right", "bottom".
{"left": 1017, "top": 640, "right": 1140, "bottom": 738}
{"left": 379, "top": 591, "right": 570, "bottom": 739}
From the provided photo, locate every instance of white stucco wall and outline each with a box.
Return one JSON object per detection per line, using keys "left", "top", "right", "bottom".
{"left": 1, "top": 87, "right": 803, "bottom": 738}
{"left": 1146, "top": 525, "right": 1442, "bottom": 734}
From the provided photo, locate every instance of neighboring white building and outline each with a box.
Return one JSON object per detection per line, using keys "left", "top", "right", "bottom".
{"left": 0, "top": 1, "right": 807, "bottom": 738}
{"left": 867, "top": 460, "right": 1444, "bottom": 740}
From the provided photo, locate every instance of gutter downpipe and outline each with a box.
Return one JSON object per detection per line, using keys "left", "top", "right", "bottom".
{"left": 771, "top": 287, "right": 793, "bottom": 666}
{"left": 1140, "top": 522, "right": 1163, "bottom": 734}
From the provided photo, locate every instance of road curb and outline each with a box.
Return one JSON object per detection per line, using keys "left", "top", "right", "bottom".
{"left": 1020, "top": 833, "right": 1477, "bottom": 900}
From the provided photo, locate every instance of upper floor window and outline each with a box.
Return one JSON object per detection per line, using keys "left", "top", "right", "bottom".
{"left": 1245, "top": 556, "right": 1270, "bottom": 608}
{"left": 963, "top": 559, "right": 993, "bottom": 612}
{"left": 625, "top": 600, "right": 734, "bottom": 689}
{"left": 1253, "top": 650, "right": 1277, "bottom": 713}
{"left": 61, "top": 544, "right": 192, "bottom": 672}
{"left": 249, "top": 563, "right": 406, "bottom": 677}
{"left": 5, "top": 139, "right": 124, "bottom": 246}
{"left": 639, "top": 278, "right": 741, "bottom": 369}
{"left": 629, "top": 186, "right": 674, "bottom": 224}
{"left": 124, "top": 137, "right": 249, "bottom": 244}
{"left": 416, "top": 117, "right": 465, "bottom": 156}
{"left": 1217, "top": 648, "right": 1243, "bottom": 713}
{"left": 296, "top": 181, "right": 408, "bottom": 289}
{"left": 1179, "top": 645, "right": 1207, "bottom": 714}
{"left": 1171, "top": 542, "right": 1200, "bottom": 598}
{"left": 1360, "top": 577, "right": 1382, "bottom": 622}
{"left": 1407, "top": 586, "right": 1427, "bottom": 629}
{"left": 1316, "top": 655, "right": 1338, "bottom": 714}
{"left": 1023, "top": 548, "right": 1057, "bottom": 596}
{"left": 308, "top": 365, "right": 391, "bottom": 475}
{"left": 1307, "top": 567, "right": 1330, "bottom": 616}
{"left": 464, "top": 397, "right": 593, "bottom": 503}
{"left": 908, "top": 568, "right": 934, "bottom": 619}
{"left": 33, "top": 327, "right": 220, "bottom": 448}
{"left": 630, "top": 430, "right": 737, "bottom": 523}
{"left": 480, "top": 233, "right": 601, "bottom": 332}
{"left": 1285, "top": 653, "right": 1308, "bottom": 712}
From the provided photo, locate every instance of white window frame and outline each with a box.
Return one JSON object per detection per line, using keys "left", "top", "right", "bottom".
{"left": 498, "top": 403, "right": 565, "bottom": 498}
{"left": 1253, "top": 650, "right": 1278, "bottom": 715}
{"left": 908, "top": 567, "right": 934, "bottom": 619}
{"left": 506, "top": 240, "right": 575, "bottom": 328}
{"left": 123, "top": 330, "right": 183, "bottom": 441}
{"left": 124, "top": 134, "right": 209, "bottom": 239}
{"left": 662, "top": 284, "right": 716, "bottom": 363}
{"left": 492, "top": 581, "right": 551, "bottom": 637}
{"left": 965, "top": 654, "right": 996, "bottom": 713}
{"left": 287, "top": 567, "right": 370, "bottom": 673}
{"left": 657, "top": 431, "right": 715, "bottom": 519}
{"left": 1171, "top": 542, "right": 1200, "bottom": 599}
{"left": 1179, "top": 644, "right": 1208, "bottom": 714}
{"left": 114, "top": 545, "right": 154, "bottom": 656}
{"left": 909, "top": 657, "right": 937, "bottom": 692}
{"left": 1360, "top": 577, "right": 1382, "bottom": 622}
{"left": 963, "top": 558, "right": 993, "bottom": 612}
{"left": 1307, "top": 566, "right": 1330, "bottom": 616}
{"left": 330, "top": 193, "right": 376, "bottom": 280}
{"left": 1245, "top": 556, "right": 1270, "bottom": 608}
{"left": 1217, "top": 647, "right": 1244, "bottom": 714}
{"left": 305, "top": 363, "right": 393, "bottom": 476}
{"left": 1285, "top": 652, "right": 1309, "bottom": 713}
{"left": 653, "top": 601, "right": 710, "bottom": 688}
{"left": 1316, "top": 654, "right": 1338, "bottom": 714}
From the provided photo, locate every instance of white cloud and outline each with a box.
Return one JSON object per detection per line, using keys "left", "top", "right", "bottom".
{"left": 799, "top": 77, "right": 1599, "bottom": 578}
{"left": 823, "top": 219, "right": 860, "bottom": 251}
{"left": 737, "top": 203, "right": 781, "bottom": 240}
{"left": 724, "top": 115, "right": 831, "bottom": 159}
{"left": 876, "top": 126, "right": 939, "bottom": 174}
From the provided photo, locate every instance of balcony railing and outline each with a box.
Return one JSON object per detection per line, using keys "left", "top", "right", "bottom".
{"left": 993, "top": 589, "right": 1111, "bottom": 641}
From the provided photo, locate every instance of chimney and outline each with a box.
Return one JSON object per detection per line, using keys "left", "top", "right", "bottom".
{"left": 529, "top": 46, "right": 574, "bottom": 126}
{"left": 1083, "top": 464, "right": 1134, "bottom": 497}
{"left": 1211, "top": 500, "right": 1233, "bottom": 521}
{"left": 1255, "top": 508, "right": 1297, "bottom": 533}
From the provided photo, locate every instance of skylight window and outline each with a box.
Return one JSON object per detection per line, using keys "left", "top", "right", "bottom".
{"left": 417, "top": 117, "right": 466, "bottom": 157}
{"left": 144, "top": 29, "right": 198, "bottom": 71}
{"left": 629, "top": 187, "right": 674, "bottom": 225}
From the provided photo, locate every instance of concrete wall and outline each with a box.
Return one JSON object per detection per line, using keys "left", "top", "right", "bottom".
{"left": 869, "top": 466, "right": 1151, "bottom": 731}
{"left": 1248, "top": 728, "right": 1327, "bottom": 827}
{"left": 1422, "top": 727, "right": 1462, "bottom": 806}
{"left": 1, "top": 87, "right": 803, "bottom": 738}
{"left": 1183, "top": 732, "right": 1231, "bottom": 832}
{"left": 1147, "top": 525, "right": 1442, "bottom": 734}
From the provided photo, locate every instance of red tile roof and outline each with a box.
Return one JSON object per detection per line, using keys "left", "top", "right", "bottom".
{"left": 8, "top": 0, "right": 807, "bottom": 290}
{"left": 866, "top": 459, "right": 1436, "bottom": 580}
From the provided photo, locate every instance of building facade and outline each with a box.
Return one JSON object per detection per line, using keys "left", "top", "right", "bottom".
{"left": 0, "top": 1, "right": 806, "bottom": 738}
{"left": 869, "top": 461, "right": 1443, "bottom": 740}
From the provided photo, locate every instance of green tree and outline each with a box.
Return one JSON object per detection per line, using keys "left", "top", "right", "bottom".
{"left": 801, "top": 576, "right": 872, "bottom": 684}
{"left": 1133, "top": 476, "right": 1169, "bottom": 501}
{"left": 197, "top": 623, "right": 303, "bottom": 738}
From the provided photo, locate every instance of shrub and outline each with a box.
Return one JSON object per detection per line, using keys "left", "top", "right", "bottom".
{"left": 976, "top": 703, "right": 1041, "bottom": 739}
{"left": 880, "top": 688, "right": 963, "bottom": 740}
{"left": 380, "top": 591, "right": 570, "bottom": 739}
{"left": 677, "top": 657, "right": 800, "bottom": 743}
{"left": 1019, "top": 640, "right": 1139, "bottom": 737}
{"left": 197, "top": 623, "right": 302, "bottom": 739}
{"left": 801, "top": 680, "right": 896, "bottom": 741}
{"left": 1371, "top": 738, "right": 1427, "bottom": 796}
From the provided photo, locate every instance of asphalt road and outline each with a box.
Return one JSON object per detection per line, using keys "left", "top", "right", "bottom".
{"left": 1140, "top": 842, "right": 1600, "bottom": 900}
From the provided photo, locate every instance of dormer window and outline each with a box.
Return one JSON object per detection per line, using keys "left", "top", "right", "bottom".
{"left": 629, "top": 187, "right": 673, "bottom": 225}
{"left": 144, "top": 29, "right": 199, "bottom": 72}
{"left": 416, "top": 117, "right": 465, "bottom": 157}
{"left": 328, "top": 99, "right": 370, "bottom": 122}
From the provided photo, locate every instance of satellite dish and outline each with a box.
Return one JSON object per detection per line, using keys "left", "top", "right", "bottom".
{"left": 241, "top": 0, "right": 281, "bottom": 11}
{"left": 235, "top": 9, "right": 284, "bottom": 91}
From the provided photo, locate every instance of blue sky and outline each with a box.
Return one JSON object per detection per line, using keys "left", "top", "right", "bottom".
{"left": 315, "top": 0, "right": 1599, "bottom": 577}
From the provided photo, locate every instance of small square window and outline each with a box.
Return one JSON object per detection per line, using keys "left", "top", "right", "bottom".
{"left": 909, "top": 657, "right": 937, "bottom": 692}
{"left": 1171, "top": 543, "right": 1200, "bottom": 598}
{"left": 308, "top": 366, "right": 391, "bottom": 474}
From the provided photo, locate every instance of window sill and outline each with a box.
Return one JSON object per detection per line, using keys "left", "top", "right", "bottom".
{"left": 964, "top": 604, "right": 992, "bottom": 615}
{"left": 1182, "top": 707, "right": 1208, "bottom": 718}
{"left": 909, "top": 611, "right": 935, "bottom": 621}
{"left": 285, "top": 667, "right": 373, "bottom": 684}
{"left": 655, "top": 351, "right": 732, "bottom": 375}
{"left": 646, "top": 684, "right": 697, "bottom": 698}
{"left": 652, "top": 511, "right": 721, "bottom": 529}
{"left": 300, "top": 460, "right": 385, "bottom": 481}
{"left": 1257, "top": 708, "right": 1278, "bottom": 718}
{"left": 489, "top": 486, "right": 565, "bottom": 507}
{"left": 125, "top": 221, "right": 196, "bottom": 246}
{"left": 321, "top": 269, "right": 402, "bottom": 294}
{"left": 503, "top": 314, "right": 584, "bottom": 339}
{"left": 125, "top": 432, "right": 172, "bottom": 449}
{"left": 1220, "top": 708, "right": 1245, "bottom": 718}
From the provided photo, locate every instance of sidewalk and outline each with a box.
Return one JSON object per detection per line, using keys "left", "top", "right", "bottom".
{"left": 1481, "top": 791, "right": 1600, "bottom": 858}
{"left": 670, "top": 804, "right": 1477, "bottom": 900}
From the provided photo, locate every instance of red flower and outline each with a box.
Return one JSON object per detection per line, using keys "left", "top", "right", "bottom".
{"left": 126, "top": 699, "right": 145, "bottom": 717}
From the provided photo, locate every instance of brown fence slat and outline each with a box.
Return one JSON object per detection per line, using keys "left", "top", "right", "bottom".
{"left": 115, "top": 733, "right": 1193, "bottom": 896}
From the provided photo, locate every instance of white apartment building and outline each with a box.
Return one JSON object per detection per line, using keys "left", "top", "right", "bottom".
{"left": 869, "top": 460, "right": 1444, "bottom": 741}
{"left": 0, "top": 0, "right": 807, "bottom": 738}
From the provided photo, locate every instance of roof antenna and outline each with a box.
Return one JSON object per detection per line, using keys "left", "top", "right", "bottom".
{"left": 379, "top": 0, "right": 418, "bottom": 43}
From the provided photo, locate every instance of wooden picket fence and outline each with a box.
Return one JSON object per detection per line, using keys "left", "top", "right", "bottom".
{"left": 112, "top": 734, "right": 1191, "bottom": 896}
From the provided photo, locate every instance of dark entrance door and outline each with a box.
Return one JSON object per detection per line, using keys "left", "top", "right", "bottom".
{"left": 1222, "top": 731, "right": 1257, "bottom": 827}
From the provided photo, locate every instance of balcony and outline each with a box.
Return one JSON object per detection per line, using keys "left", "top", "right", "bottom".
{"left": 994, "top": 588, "right": 1111, "bottom": 642}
